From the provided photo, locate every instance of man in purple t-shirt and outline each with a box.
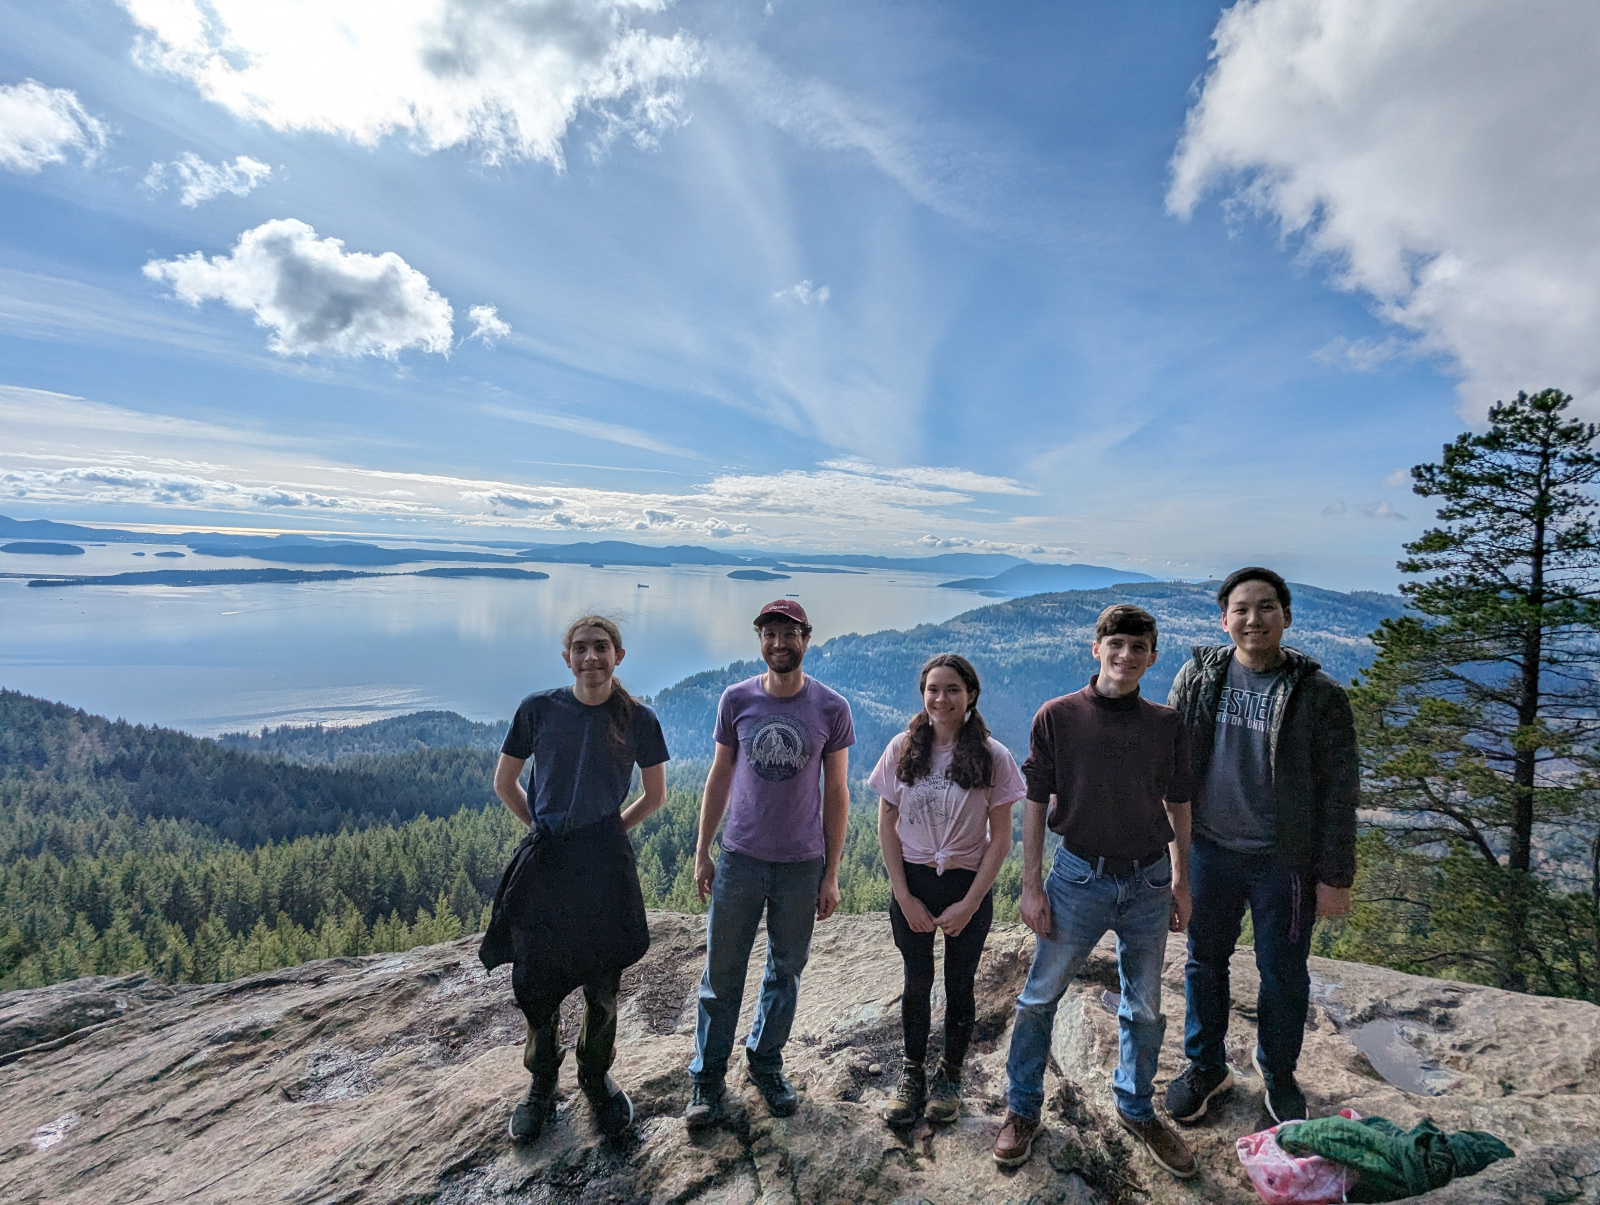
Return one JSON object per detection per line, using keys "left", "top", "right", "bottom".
{"left": 685, "top": 599, "right": 855, "bottom": 1129}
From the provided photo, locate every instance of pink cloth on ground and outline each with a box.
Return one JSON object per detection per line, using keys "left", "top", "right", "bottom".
{"left": 869, "top": 733, "right": 1026, "bottom": 873}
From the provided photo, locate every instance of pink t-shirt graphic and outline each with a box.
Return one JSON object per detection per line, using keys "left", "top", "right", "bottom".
{"left": 869, "top": 734, "right": 1026, "bottom": 874}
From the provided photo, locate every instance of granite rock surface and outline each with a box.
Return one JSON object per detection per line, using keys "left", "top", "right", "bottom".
{"left": 2, "top": 913, "right": 1597, "bottom": 1204}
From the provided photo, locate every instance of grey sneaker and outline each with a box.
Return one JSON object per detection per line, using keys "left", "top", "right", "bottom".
{"left": 508, "top": 1074, "right": 557, "bottom": 1144}
{"left": 1253, "top": 1050, "right": 1307, "bottom": 1123}
{"left": 923, "top": 1059, "right": 961, "bottom": 1124}
{"left": 684, "top": 1078, "right": 725, "bottom": 1131}
{"left": 883, "top": 1061, "right": 926, "bottom": 1129}
{"left": 1164, "top": 1063, "right": 1235, "bottom": 1123}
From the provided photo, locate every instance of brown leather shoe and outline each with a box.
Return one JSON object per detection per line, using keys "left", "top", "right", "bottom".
{"left": 1117, "top": 1109, "right": 1198, "bottom": 1179}
{"left": 993, "top": 1111, "right": 1040, "bottom": 1167}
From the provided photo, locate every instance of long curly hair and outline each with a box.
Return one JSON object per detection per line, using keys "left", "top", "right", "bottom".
{"left": 563, "top": 615, "right": 637, "bottom": 763}
{"left": 895, "top": 653, "right": 994, "bottom": 789}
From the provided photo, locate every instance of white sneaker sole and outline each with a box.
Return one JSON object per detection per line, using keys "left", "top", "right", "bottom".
{"left": 1169, "top": 1067, "right": 1236, "bottom": 1122}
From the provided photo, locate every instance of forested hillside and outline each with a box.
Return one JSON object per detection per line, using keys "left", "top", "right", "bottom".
{"left": 0, "top": 580, "right": 1410, "bottom": 995}
{"left": 652, "top": 581, "right": 1406, "bottom": 770}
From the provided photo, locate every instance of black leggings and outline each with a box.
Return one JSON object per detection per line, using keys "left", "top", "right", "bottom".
{"left": 888, "top": 861, "right": 993, "bottom": 1068}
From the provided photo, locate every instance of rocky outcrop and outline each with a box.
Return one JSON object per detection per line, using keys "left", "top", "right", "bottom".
{"left": 2, "top": 913, "right": 1597, "bottom": 1204}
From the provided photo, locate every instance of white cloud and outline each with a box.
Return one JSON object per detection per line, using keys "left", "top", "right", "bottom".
{"left": 1382, "top": 468, "right": 1411, "bottom": 488}
{"left": 0, "top": 80, "right": 108, "bottom": 174}
{"left": 467, "top": 303, "right": 511, "bottom": 345}
{"left": 143, "top": 219, "right": 455, "bottom": 358}
{"left": 145, "top": 152, "right": 273, "bottom": 206}
{"left": 1322, "top": 499, "right": 1347, "bottom": 517}
{"left": 1170, "top": 0, "right": 1600, "bottom": 412}
{"left": 1362, "top": 500, "right": 1406, "bottom": 521}
{"left": 820, "top": 457, "right": 1037, "bottom": 497}
{"left": 118, "top": 0, "right": 702, "bottom": 170}
{"left": 773, "top": 279, "right": 829, "bottom": 306}
{"left": 1311, "top": 335, "right": 1416, "bottom": 373}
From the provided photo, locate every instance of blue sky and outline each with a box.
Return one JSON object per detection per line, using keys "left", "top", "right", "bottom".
{"left": 2, "top": 0, "right": 1595, "bottom": 591}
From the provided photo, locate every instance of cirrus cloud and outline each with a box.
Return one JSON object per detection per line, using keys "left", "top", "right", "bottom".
{"left": 143, "top": 219, "right": 456, "bottom": 358}
{"left": 0, "top": 80, "right": 109, "bottom": 174}
{"left": 144, "top": 152, "right": 273, "bottom": 206}
{"left": 117, "top": 0, "right": 702, "bottom": 170}
{"left": 1170, "top": 0, "right": 1600, "bottom": 411}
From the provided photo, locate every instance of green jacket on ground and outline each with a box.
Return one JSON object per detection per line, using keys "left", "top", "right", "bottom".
{"left": 1167, "top": 644, "right": 1359, "bottom": 888}
{"left": 1277, "top": 1114, "right": 1514, "bottom": 1202}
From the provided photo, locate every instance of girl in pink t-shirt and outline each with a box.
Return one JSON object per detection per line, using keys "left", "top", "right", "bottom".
{"left": 869, "top": 654, "right": 1025, "bottom": 1129}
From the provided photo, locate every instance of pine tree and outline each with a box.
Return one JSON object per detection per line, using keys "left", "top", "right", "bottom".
{"left": 1354, "top": 389, "right": 1600, "bottom": 993}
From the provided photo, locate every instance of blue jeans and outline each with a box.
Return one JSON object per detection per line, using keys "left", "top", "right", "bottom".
{"left": 1005, "top": 846, "right": 1173, "bottom": 1122}
{"left": 690, "top": 847, "right": 825, "bottom": 1084}
{"left": 1183, "top": 836, "right": 1316, "bottom": 1080}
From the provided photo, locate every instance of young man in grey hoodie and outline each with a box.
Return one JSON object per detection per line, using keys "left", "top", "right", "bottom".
{"left": 1163, "top": 567, "right": 1358, "bottom": 1126}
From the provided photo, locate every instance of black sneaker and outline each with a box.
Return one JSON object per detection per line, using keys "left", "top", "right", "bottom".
{"left": 747, "top": 1065, "right": 799, "bottom": 1117}
{"left": 1163, "top": 1063, "right": 1235, "bottom": 1123}
{"left": 684, "top": 1079, "right": 725, "bottom": 1132}
{"left": 1253, "top": 1051, "right": 1307, "bottom": 1123}
{"left": 581, "top": 1072, "right": 634, "bottom": 1138}
{"left": 508, "top": 1075, "right": 557, "bottom": 1144}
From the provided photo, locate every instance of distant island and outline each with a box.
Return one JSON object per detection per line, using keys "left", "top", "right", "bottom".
{"left": 727, "top": 569, "right": 790, "bottom": 581}
{"left": 0, "top": 512, "right": 1163, "bottom": 584}
{"left": 939, "top": 561, "right": 1159, "bottom": 597}
{"left": 24, "top": 566, "right": 550, "bottom": 588}
{"left": 1, "top": 541, "right": 83, "bottom": 556}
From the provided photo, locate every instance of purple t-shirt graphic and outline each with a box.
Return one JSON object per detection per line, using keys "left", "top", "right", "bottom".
{"left": 714, "top": 674, "right": 855, "bottom": 863}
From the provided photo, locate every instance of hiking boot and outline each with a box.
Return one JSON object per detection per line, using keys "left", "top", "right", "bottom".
{"left": 1253, "top": 1050, "right": 1307, "bottom": 1123}
{"left": 1164, "top": 1062, "right": 1235, "bottom": 1123}
{"left": 684, "top": 1079, "right": 725, "bottom": 1132}
{"left": 992, "top": 1111, "right": 1040, "bottom": 1167}
{"left": 1117, "top": 1109, "right": 1199, "bottom": 1179}
{"left": 923, "top": 1058, "right": 961, "bottom": 1124}
{"left": 748, "top": 1065, "right": 799, "bottom": 1117}
{"left": 508, "top": 1074, "right": 557, "bottom": 1144}
{"left": 883, "top": 1061, "right": 926, "bottom": 1129}
{"left": 580, "top": 1072, "right": 634, "bottom": 1138}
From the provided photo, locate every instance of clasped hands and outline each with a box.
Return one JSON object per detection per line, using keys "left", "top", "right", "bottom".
{"left": 896, "top": 891, "right": 978, "bottom": 937}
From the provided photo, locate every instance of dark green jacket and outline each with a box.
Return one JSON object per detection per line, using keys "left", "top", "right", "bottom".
{"left": 1277, "top": 1114, "right": 1513, "bottom": 1202}
{"left": 1167, "top": 644, "right": 1359, "bottom": 887}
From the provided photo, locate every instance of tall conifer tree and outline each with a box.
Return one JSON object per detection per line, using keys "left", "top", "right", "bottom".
{"left": 1354, "top": 389, "right": 1600, "bottom": 991}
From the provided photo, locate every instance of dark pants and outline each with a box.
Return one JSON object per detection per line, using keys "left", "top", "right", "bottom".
{"left": 1184, "top": 835, "right": 1316, "bottom": 1079}
{"left": 889, "top": 861, "right": 993, "bottom": 1069}
{"left": 520, "top": 969, "right": 622, "bottom": 1087}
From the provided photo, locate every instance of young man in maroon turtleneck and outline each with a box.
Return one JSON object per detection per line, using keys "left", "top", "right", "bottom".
{"left": 994, "top": 604, "right": 1197, "bottom": 1180}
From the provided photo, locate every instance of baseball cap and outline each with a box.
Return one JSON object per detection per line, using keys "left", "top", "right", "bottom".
{"left": 754, "top": 598, "right": 809, "bottom": 627}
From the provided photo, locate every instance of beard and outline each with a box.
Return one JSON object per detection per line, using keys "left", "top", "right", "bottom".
{"left": 762, "top": 647, "right": 802, "bottom": 673}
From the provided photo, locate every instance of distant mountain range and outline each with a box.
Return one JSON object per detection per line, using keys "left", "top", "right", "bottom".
{"left": 0, "top": 514, "right": 1041, "bottom": 577}
{"left": 648, "top": 580, "right": 1406, "bottom": 773}
{"left": 940, "top": 562, "right": 1159, "bottom": 597}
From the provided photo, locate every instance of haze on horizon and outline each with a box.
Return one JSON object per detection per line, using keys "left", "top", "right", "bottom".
{"left": 3, "top": 1, "right": 1598, "bottom": 594}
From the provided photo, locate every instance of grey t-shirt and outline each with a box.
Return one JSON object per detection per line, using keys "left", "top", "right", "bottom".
{"left": 1195, "top": 658, "right": 1283, "bottom": 851}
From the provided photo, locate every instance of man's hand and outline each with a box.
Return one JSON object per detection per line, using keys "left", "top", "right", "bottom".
{"left": 694, "top": 849, "right": 716, "bottom": 904}
{"left": 897, "top": 891, "right": 938, "bottom": 933}
{"left": 816, "top": 873, "right": 841, "bottom": 921}
{"left": 934, "top": 898, "right": 977, "bottom": 938}
{"left": 1169, "top": 883, "right": 1192, "bottom": 933}
{"left": 1316, "top": 883, "right": 1352, "bottom": 919}
{"left": 1020, "top": 882, "right": 1051, "bottom": 937}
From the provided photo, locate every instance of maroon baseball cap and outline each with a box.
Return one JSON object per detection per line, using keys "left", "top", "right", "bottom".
{"left": 754, "top": 598, "right": 810, "bottom": 627}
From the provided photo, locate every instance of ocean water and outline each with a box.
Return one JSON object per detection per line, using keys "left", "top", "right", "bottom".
{"left": 0, "top": 542, "right": 977, "bottom": 734}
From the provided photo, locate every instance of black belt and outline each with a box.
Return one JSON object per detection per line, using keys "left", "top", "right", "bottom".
{"left": 1063, "top": 841, "right": 1167, "bottom": 878}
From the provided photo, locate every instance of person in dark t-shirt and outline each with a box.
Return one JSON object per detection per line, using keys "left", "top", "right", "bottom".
{"left": 481, "top": 615, "right": 671, "bottom": 1146}
{"left": 1163, "top": 568, "right": 1358, "bottom": 1129}
{"left": 995, "top": 605, "right": 1198, "bottom": 1181}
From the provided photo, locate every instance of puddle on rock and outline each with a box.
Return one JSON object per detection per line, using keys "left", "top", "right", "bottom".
{"left": 1098, "top": 989, "right": 1122, "bottom": 1015}
{"left": 32, "top": 1112, "right": 78, "bottom": 1151}
{"left": 1348, "top": 1019, "right": 1453, "bottom": 1096}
